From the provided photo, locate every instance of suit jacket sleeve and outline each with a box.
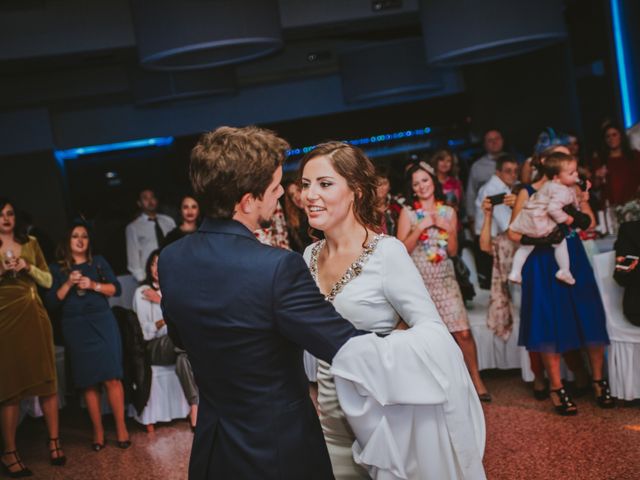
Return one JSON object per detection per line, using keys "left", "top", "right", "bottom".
{"left": 161, "top": 294, "right": 184, "bottom": 349}
{"left": 272, "top": 251, "right": 363, "bottom": 363}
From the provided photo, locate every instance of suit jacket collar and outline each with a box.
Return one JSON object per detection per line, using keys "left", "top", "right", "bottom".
{"left": 199, "top": 217, "right": 257, "bottom": 241}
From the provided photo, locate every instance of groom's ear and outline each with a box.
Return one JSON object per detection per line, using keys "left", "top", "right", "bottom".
{"left": 238, "top": 192, "right": 254, "bottom": 214}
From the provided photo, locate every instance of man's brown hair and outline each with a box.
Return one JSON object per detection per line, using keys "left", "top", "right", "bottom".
{"left": 190, "top": 126, "right": 290, "bottom": 218}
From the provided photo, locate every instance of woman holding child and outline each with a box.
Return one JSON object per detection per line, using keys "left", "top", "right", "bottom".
{"left": 508, "top": 146, "right": 612, "bottom": 415}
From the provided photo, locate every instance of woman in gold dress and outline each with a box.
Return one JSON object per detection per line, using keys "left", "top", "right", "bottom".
{"left": 0, "top": 198, "right": 65, "bottom": 477}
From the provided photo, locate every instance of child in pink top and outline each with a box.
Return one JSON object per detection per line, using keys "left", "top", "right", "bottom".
{"left": 509, "top": 153, "right": 580, "bottom": 285}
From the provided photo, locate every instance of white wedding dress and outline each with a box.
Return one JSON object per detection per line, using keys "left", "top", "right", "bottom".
{"left": 304, "top": 235, "right": 486, "bottom": 480}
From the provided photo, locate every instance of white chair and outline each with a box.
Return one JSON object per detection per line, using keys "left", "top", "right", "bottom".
{"left": 130, "top": 365, "right": 190, "bottom": 432}
{"left": 462, "top": 248, "right": 525, "bottom": 373}
{"left": 19, "top": 346, "right": 67, "bottom": 423}
{"left": 592, "top": 251, "right": 640, "bottom": 401}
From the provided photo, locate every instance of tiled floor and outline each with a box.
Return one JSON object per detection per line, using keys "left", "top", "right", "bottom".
{"left": 9, "top": 372, "right": 640, "bottom": 479}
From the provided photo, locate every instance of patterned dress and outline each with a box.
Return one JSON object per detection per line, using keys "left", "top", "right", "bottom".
{"left": 406, "top": 205, "right": 470, "bottom": 332}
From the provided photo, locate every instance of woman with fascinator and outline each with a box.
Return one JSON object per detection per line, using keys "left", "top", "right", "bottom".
{"left": 397, "top": 161, "right": 490, "bottom": 402}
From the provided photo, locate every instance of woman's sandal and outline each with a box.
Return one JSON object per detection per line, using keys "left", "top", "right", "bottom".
{"left": 549, "top": 387, "right": 578, "bottom": 416}
{"left": 1, "top": 451, "right": 33, "bottom": 478}
{"left": 592, "top": 379, "right": 615, "bottom": 409}
{"left": 48, "top": 438, "right": 66, "bottom": 466}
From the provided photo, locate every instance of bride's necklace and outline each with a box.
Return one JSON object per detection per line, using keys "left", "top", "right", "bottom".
{"left": 310, "top": 234, "right": 384, "bottom": 302}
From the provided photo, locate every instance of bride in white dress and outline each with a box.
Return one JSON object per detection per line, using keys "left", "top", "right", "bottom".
{"left": 299, "top": 142, "right": 486, "bottom": 480}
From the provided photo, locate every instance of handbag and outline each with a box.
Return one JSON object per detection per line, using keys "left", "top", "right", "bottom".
{"left": 451, "top": 255, "right": 476, "bottom": 301}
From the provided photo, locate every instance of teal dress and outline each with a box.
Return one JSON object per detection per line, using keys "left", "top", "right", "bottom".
{"left": 46, "top": 256, "right": 123, "bottom": 388}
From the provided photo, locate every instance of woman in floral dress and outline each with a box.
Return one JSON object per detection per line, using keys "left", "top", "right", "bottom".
{"left": 397, "top": 162, "right": 490, "bottom": 401}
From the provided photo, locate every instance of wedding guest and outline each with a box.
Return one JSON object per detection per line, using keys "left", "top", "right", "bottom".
{"left": 397, "top": 163, "right": 491, "bottom": 401}
{"left": 592, "top": 122, "right": 640, "bottom": 206}
{"left": 126, "top": 188, "right": 176, "bottom": 282}
{"left": 132, "top": 250, "right": 199, "bottom": 428}
{"left": 254, "top": 201, "right": 290, "bottom": 249}
{"left": 1, "top": 198, "right": 65, "bottom": 477}
{"left": 479, "top": 194, "right": 590, "bottom": 399}
{"left": 466, "top": 128, "right": 505, "bottom": 229}
{"left": 163, "top": 195, "right": 200, "bottom": 247}
{"left": 509, "top": 146, "right": 613, "bottom": 414}
{"left": 473, "top": 154, "right": 518, "bottom": 288}
{"left": 283, "top": 180, "right": 312, "bottom": 253}
{"left": 46, "top": 223, "right": 131, "bottom": 450}
{"left": 431, "top": 148, "right": 464, "bottom": 211}
{"left": 614, "top": 220, "right": 640, "bottom": 326}
{"left": 374, "top": 166, "right": 402, "bottom": 236}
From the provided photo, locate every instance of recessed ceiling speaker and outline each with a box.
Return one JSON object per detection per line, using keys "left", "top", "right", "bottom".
{"left": 340, "top": 37, "right": 445, "bottom": 103}
{"left": 130, "top": 0, "right": 283, "bottom": 71}
{"left": 420, "top": 0, "right": 567, "bottom": 66}
{"left": 131, "top": 67, "right": 236, "bottom": 105}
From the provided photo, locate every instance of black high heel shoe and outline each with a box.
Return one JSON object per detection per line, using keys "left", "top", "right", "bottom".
{"left": 1, "top": 451, "right": 33, "bottom": 478}
{"left": 593, "top": 379, "right": 615, "bottom": 409}
{"left": 549, "top": 387, "right": 578, "bottom": 416}
{"left": 116, "top": 439, "right": 131, "bottom": 449}
{"left": 47, "top": 438, "right": 66, "bottom": 466}
{"left": 91, "top": 440, "right": 106, "bottom": 452}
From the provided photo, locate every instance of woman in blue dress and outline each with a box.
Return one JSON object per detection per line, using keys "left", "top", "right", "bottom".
{"left": 46, "top": 223, "right": 131, "bottom": 450}
{"left": 509, "top": 145, "right": 613, "bottom": 415}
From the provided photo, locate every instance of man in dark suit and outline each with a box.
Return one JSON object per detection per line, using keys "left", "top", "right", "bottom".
{"left": 614, "top": 220, "right": 640, "bottom": 326}
{"left": 159, "top": 126, "right": 363, "bottom": 479}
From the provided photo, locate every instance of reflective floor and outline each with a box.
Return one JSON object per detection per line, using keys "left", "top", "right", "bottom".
{"left": 10, "top": 371, "right": 640, "bottom": 479}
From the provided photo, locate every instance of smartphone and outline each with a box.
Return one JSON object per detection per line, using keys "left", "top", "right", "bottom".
{"left": 488, "top": 193, "right": 506, "bottom": 205}
{"left": 616, "top": 255, "right": 639, "bottom": 270}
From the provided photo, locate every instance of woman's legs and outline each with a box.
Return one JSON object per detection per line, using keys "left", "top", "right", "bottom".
{"left": 529, "top": 352, "right": 546, "bottom": 391}
{"left": 585, "top": 345, "right": 614, "bottom": 407}
{"left": 451, "top": 329, "right": 489, "bottom": 396}
{"left": 39, "top": 393, "right": 65, "bottom": 461}
{"left": 84, "top": 386, "right": 105, "bottom": 444}
{"left": 0, "top": 401, "right": 27, "bottom": 474}
{"left": 540, "top": 352, "right": 577, "bottom": 414}
{"left": 585, "top": 345, "right": 605, "bottom": 381}
{"left": 103, "top": 379, "right": 129, "bottom": 442}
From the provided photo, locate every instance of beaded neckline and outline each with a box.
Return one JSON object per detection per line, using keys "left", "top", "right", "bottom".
{"left": 310, "top": 234, "right": 384, "bottom": 302}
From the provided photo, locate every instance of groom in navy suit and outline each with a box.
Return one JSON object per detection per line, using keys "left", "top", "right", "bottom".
{"left": 159, "top": 126, "right": 362, "bottom": 479}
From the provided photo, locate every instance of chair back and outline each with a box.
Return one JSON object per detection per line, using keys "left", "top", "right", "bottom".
{"left": 592, "top": 251, "right": 640, "bottom": 343}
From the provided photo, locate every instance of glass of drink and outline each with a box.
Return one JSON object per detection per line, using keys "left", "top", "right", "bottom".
{"left": 3, "top": 250, "right": 16, "bottom": 278}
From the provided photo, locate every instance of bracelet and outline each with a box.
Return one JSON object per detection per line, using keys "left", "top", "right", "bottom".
{"left": 94, "top": 282, "right": 102, "bottom": 292}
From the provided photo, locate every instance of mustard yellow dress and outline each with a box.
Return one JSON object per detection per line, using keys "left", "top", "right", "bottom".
{"left": 0, "top": 236, "right": 57, "bottom": 404}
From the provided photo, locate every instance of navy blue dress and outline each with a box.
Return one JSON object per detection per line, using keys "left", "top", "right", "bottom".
{"left": 518, "top": 185, "right": 609, "bottom": 353}
{"left": 46, "top": 256, "right": 123, "bottom": 388}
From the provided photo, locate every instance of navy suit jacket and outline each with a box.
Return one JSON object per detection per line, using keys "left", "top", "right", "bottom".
{"left": 158, "top": 218, "right": 362, "bottom": 479}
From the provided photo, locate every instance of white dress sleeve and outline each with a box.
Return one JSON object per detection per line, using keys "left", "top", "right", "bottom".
{"left": 380, "top": 238, "right": 444, "bottom": 327}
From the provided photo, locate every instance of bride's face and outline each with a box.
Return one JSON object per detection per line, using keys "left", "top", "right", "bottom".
{"left": 412, "top": 169, "right": 434, "bottom": 201}
{"left": 301, "top": 155, "right": 355, "bottom": 232}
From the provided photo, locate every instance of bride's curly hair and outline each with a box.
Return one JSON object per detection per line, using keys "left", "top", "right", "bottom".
{"left": 298, "top": 142, "right": 382, "bottom": 241}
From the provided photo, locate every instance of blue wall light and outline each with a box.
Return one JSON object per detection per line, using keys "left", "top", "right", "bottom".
{"left": 610, "top": 0, "right": 636, "bottom": 128}
{"left": 54, "top": 137, "right": 175, "bottom": 161}
{"left": 285, "top": 127, "right": 432, "bottom": 158}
